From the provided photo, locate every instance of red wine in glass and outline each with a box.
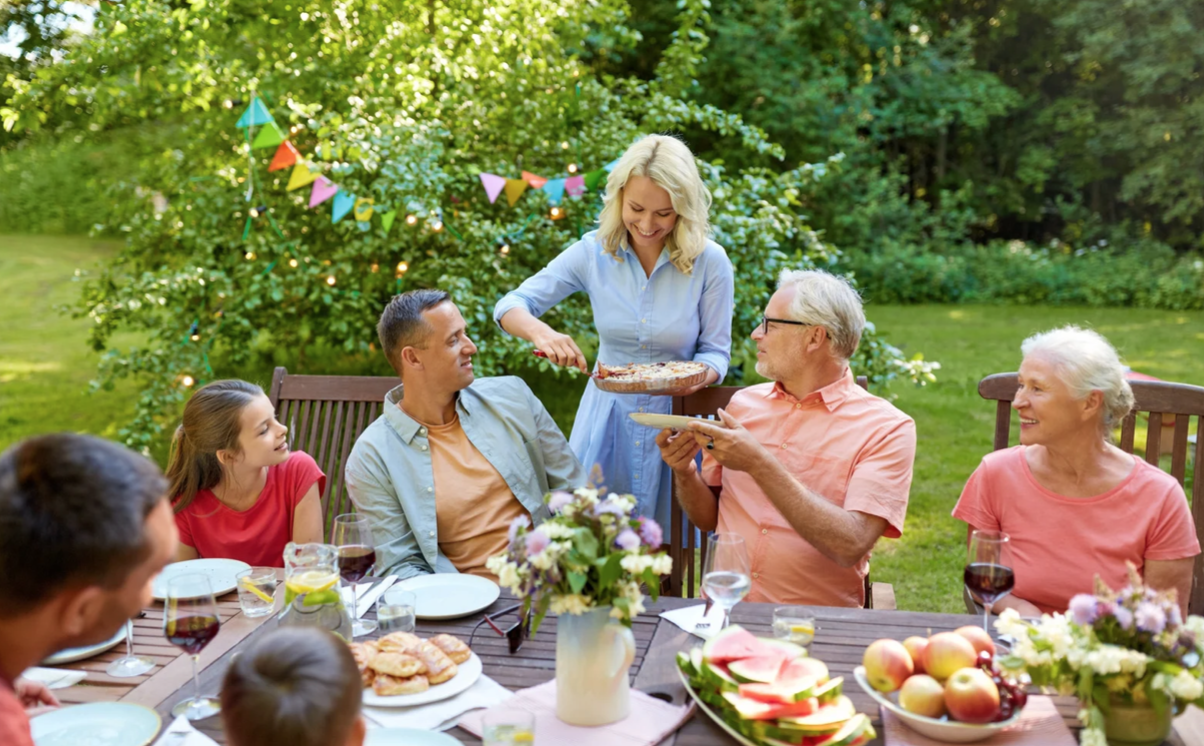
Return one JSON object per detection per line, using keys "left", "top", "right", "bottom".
{"left": 966, "top": 529, "right": 1012, "bottom": 633}
{"left": 164, "top": 573, "right": 222, "bottom": 720}
{"left": 964, "top": 562, "right": 1016, "bottom": 606}
{"left": 332, "top": 513, "right": 379, "bottom": 636}
{"left": 338, "top": 545, "right": 377, "bottom": 583}
{"left": 166, "top": 614, "right": 221, "bottom": 656}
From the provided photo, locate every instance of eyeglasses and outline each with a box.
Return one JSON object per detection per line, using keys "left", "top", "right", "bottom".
{"left": 467, "top": 603, "right": 530, "bottom": 654}
{"left": 760, "top": 316, "right": 813, "bottom": 335}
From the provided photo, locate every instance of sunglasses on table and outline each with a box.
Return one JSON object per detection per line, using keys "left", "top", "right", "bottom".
{"left": 467, "top": 603, "right": 530, "bottom": 654}
{"left": 759, "top": 316, "right": 815, "bottom": 335}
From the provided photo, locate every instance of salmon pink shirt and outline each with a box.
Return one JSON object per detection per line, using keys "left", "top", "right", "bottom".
{"left": 0, "top": 676, "right": 33, "bottom": 746}
{"left": 953, "top": 446, "right": 1200, "bottom": 615}
{"left": 174, "top": 451, "right": 326, "bottom": 567}
{"left": 702, "top": 372, "right": 916, "bottom": 607}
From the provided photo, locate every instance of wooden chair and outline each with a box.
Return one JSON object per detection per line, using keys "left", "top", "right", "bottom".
{"left": 666, "top": 377, "right": 898, "bottom": 610}
{"left": 966, "top": 373, "right": 1204, "bottom": 614}
{"left": 267, "top": 367, "right": 399, "bottom": 542}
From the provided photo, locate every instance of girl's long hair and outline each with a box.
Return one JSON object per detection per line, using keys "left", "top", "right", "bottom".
{"left": 166, "top": 379, "right": 263, "bottom": 513}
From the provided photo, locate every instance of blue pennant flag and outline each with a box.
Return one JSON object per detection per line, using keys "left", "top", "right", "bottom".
{"left": 331, "top": 191, "right": 356, "bottom": 224}
{"left": 603, "top": 159, "right": 620, "bottom": 172}
{"left": 236, "top": 96, "right": 275, "bottom": 129}
{"left": 542, "top": 178, "right": 567, "bottom": 205}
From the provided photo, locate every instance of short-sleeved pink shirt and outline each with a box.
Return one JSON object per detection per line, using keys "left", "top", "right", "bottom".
{"left": 702, "top": 372, "right": 916, "bottom": 607}
{"left": 952, "top": 446, "right": 1200, "bottom": 614}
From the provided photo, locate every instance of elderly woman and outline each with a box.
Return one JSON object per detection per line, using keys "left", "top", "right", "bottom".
{"left": 952, "top": 326, "right": 1199, "bottom": 617}
{"left": 494, "top": 134, "right": 733, "bottom": 530}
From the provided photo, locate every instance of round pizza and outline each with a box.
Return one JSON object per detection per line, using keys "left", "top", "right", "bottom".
{"left": 593, "top": 361, "right": 710, "bottom": 394}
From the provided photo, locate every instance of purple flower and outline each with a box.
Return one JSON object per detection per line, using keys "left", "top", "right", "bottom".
{"left": 525, "top": 528, "right": 551, "bottom": 557}
{"left": 593, "top": 499, "right": 627, "bottom": 519}
{"left": 1136, "top": 601, "right": 1167, "bottom": 635}
{"left": 615, "top": 529, "right": 641, "bottom": 552}
{"left": 1069, "top": 594, "right": 1098, "bottom": 626}
{"left": 548, "top": 491, "right": 574, "bottom": 513}
{"left": 1113, "top": 606, "right": 1135, "bottom": 630}
{"left": 1169, "top": 604, "right": 1183, "bottom": 628}
{"left": 638, "top": 517, "right": 663, "bottom": 548}
{"left": 508, "top": 515, "right": 531, "bottom": 545}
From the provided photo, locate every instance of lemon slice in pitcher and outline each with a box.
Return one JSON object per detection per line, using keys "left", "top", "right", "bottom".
{"left": 284, "top": 570, "right": 339, "bottom": 606}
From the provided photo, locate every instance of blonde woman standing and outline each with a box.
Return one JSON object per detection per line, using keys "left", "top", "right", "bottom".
{"left": 494, "top": 134, "right": 733, "bottom": 531}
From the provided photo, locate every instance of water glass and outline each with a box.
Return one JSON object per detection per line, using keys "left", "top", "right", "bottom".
{"left": 235, "top": 567, "right": 278, "bottom": 618}
{"left": 772, "top": 606, "right": 816, "bottom": 646}
{"left": 378, "top": 589, "right": 416, "bottom": 634}
{"left": 482, "top": 708, "right": 535, "bottom": 745}
{"left": 701, "top": 533, "right": 751, "bottom": 630}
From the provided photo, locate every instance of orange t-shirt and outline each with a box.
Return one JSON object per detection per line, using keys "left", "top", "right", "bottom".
{"left": 702, "top": 373, "right": 916, "bottom": 607}
{"left": 952, "top": 446, "right": 1200, "bottom": 614}
{"left": 426, "top": 414, "right": 528, "bottom": 579}
{"left": 0, "top": 677, "right": 33, "bottom": 746}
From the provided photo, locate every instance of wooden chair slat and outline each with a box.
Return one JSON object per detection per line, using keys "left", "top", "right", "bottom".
{"left": 994, "top": 401, "right": 1012, "bottom": 451}
{"left": 1145, "top": 412, "right": 1163, "bottom": 465}
{"left": 295, "top": 400, "right": 313, "bottom": 453}
{"left": 1169, "top": 415, "right": 1190, "bottom": 484}
{"left": 1120, "top": 413, "right": 1136, "bottom": 453}
{"left": 305, "top": 399, "right": 324, "bottom": 459}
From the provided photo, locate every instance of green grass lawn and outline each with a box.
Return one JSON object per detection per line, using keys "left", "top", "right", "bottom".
{"left": 3, "top": 235, "right": 1202, "bottom": 613}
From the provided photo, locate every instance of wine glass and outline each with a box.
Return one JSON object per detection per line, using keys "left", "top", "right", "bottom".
{"left": 105, "top": 617, "right": 154, "bottom": 677}
{"left": 164, "top": 574, "right": 222, "bottom": 720}
{"left": 701, "top": 533, "right": 751, "bottom": 629}
{"left": 333, "top": 513, "right": 378, "bottom": 637}
{"left": 965, "top": 529, "right": 1014, "bottom": 633}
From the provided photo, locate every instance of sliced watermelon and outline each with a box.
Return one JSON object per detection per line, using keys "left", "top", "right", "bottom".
{"left": 702, "top": 625, "right": 765, "bottom": 664}
{"left": 676, "top": 650, "right": 696, "bottom": 678}
{"left": 761, "top": 638, "right": 808, "bottom": 660}
{"left": 701, "top": 660, "right": 741, "bottom": 692}
{"left": 810, "top": 676, "right": 843, "bottom": 704}
{"left": 738, "top": 676, "right": 816, "bottom": 704}
{"left": 728, "top": 655, "right": 787, "bottom": 684}
{"left": 777, "top": 656, "right": 830, "bottom": 686}
{"left": 808, "top": 713, "right": 874, "bottom": 746}
{"left": 777, "top": 702, "right": 855, "bottom": 736}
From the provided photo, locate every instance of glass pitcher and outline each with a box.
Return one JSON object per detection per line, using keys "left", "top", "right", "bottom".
{"left": 279, "top": 542, "right": 354, "bottom": 641}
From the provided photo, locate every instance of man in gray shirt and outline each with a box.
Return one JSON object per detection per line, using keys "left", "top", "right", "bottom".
{"left": 346, "top": 289, "right": 587, "bottom": 579}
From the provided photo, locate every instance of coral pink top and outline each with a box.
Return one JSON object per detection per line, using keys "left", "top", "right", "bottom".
{"left": 953, "top": 446, "right": 1199, "bottom": 614}
{"left": 175, "top": 451, "right": 326, "bottom": 567}
{"left": 0, "top": 676, "right": 33, "bottom": 746}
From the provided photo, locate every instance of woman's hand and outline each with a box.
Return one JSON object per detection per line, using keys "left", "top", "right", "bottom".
{"left": 533, "top": 330, "right": 588, "bottom": 373}
{"left": 656, "top": 367, "right": 720, "bottom": 397}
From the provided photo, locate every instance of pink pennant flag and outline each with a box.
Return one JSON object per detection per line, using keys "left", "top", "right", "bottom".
{"left": 565, "top": 175, "right": 586, "bottom": 197}
{"left": 479, "top": 173, "right": 507, "bottom": 204}
{"left": 309, "top": 176, "right": 339, "bottom": 208}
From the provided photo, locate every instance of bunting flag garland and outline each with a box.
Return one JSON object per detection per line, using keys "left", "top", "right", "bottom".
{"left": 252, "top": 121, "right": 287, "bottom": 149}
{"left": 583, "top": 169, "right": 607, "bottom": 191}
{"left": 309, "top": 176, "right": 339, "bottom": 208}
{"left": 565, "top": 175, "right": 586, "bottom": 197}
{"left": 522, "top": 171, "right": 548, "bottom": 189}
{"left": 604, "top": 159, "right": 620, "bottom": 172}
{"left": 542, "top": 178, "right": 566, "bottom": 205}
{"left": 286, "top": 162, "right": 318, "bottom": 190}
{"left": 332, "top": 191, "right": 356, "bottom": 224}
{"left": 479, "top": 173, "right": 507, "bottom": 204}
{"left": 236, "top": 96, "right": 274, "bottom": 129}
{"left": 269, "top": 141, "right": 300, "bottom": 172}
{"left": 354, "top": 197, "right": 375, "bottom": 222}
{"left": 504, "top": 179, "right": 529, "bottom": 207}
{"left": 381, "top": 210, "right": 397, "bottom": 234}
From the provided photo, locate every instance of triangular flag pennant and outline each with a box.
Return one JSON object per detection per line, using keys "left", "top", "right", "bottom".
{"left": 236, "top": 96, "right": 274, "bottom": 129}
{"left": 521, "top": 171, "right": 548, "bottom": 189}
{"left": 286, "top": 162, "right": 318, "bottom": 191}
{"left": 354, "top": 197, "right": 375, "bottom": 222}
{"left": 381, "top": 210, "right": 397, "bottom": 234}
{"left": 504, "top": 179, "right": 529, "bottom": 207}
{"left": 542, "top": 178, "right": 567, "bottom": 205}
{"left": 479, "top": 173, "right": 507, "bottom": 204}
{"left": 269, "top": 141, "right": 300, "bottom": 172}
{"left": 309, "top": 176, "right": 339, "bottom": 208}
{"left": 603, "top": 158, "right": 620, "bottom": 172}
{"left": 565, "top": 175, "right": 586, "bottom": 197}
{"left": 332, "top": 191, "right": 355, "bottom": 224}
{"left": 251, "top": 121, "right": 286, "bottom": 149}
{"left": 584, "top": 169, "right": 607, "bottom": 191}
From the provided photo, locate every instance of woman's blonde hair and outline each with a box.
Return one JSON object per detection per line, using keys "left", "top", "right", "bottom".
{"left": 1021, "top": 326, "right": 1136, "bottom": 436}
{"left": 596, "top": 134, "right": 712, "bottom": 275}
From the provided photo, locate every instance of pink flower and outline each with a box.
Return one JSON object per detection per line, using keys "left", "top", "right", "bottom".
{"left": 1113, "top": 606, "right": 1134, "bottom": 630}
{"left": 638, "top": 517, "right": 663, "bottom": 548}
{"left": 1069, "top": 594, "right": 1098, "bottom": 626}
{"left": 508, "top": 515, "right": 530, "bottom": 545}
{"left": 548, "top": 491, "right": 574, "bottom": 513}
{"left": 593, "top": 499, "right": 626, "bottom": 518}
{"left": 615, "top": 529, "right": 641, "bottom": 552}
{"left": 525, "top": 528, "right": 551, "bottom": 557}
{"left": 1136, "top": 601, "right": 1167, "bottom": 635}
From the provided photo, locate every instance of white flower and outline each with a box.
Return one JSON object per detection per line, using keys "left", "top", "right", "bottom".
{"left": 573, "top": 487, "right": 600, "bottom": 505}
{"left": 1170, "top": 670, "right": 1204, "bottom": 701}
{"left": 651, "top": 554, "right": 674, "bottom": 576}
{"left": 549, "top": 594, "right": 592, "bottom": 615}
{"left": 487, "top": 556, "right": 522, "bottom": 591}
{"left": 530, "top": 549, "right": 555, "bottom": 571}
{"left": 1184, "top": 615, "right": 1204, "bottom": 640}
{"left": 1080, "top": 726, "right": 1108, "bottom": 746}
{"left": 539, "top": 523, "right": 576, "bottom": 540}
{"left": 994, "top": 608, "right": 1028, "bottom": 638}
{"left": 620, "top": 554, "right": 655, "bottom": 574}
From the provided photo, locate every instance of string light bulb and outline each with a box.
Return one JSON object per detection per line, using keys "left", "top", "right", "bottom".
{"left": 181, "top": 375, "right": 196, "bottom": 387}
{"left": 245, "top": 251, "right": 257, "bottom": 260}
{"left": 326, "top": 275, "right": 337, "bottom": 286}
{"left": 567, "top": 163, "right": 578, "bottom": 174}
{"left": 289, "top": 258, "right": 299, "bottom": 268}
{"left": 431, "top": 220, "right": 444, "bottom": 233}
{"left": 549, "top": 206, "right": 564, "bottom": 220}
{"left": 560, "top": 141, "right": 570, "bottom": 150}
{"left": 370, "top": 263, "right": 379, "bottom": 273}
{"left": 500, "top": 244, "right": 511, "bottom": 256}
{"left": 396, "top": 261, "right": 409, "bottom": 275}
{"left": 405, "top": 214, "right": 418, "bottom": 226}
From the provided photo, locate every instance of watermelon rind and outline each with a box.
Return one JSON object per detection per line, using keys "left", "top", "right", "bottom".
{"left": 738, "top": 677, "right": 817, "bottom": 704}
{"left": 702, "top": 660, "right": 741, "bottom": 692}
{"left": 815, "top": 713, "right": 873, "bottom": 746}
{"left": 776, "top": 702, "right": 854, "bottom": 735}
{"left": 728, "top": 655, "right": 786, "bottom": 684}
{"left": 760, "top": 638, "right": 807, "bottom": 660}
{"left": 811, "top": 676, "right": 844, "bottom": 704}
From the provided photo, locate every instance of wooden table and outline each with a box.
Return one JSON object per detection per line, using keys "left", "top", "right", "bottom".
{"left": 44, "top": 590, "right": 1190, "bottom": 745}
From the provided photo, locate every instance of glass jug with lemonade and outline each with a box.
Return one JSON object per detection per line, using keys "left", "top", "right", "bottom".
{"left": 279, "top": 542, "right": 354, "bottom": 640}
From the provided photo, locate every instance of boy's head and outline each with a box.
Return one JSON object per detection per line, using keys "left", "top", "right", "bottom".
{"left": 222, "top": 627, "right": 365, "bottom": 746}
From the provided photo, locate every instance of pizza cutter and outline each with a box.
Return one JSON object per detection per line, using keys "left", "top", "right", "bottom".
{"left": 532, "top": 349, "right": 611, "bottom": 379}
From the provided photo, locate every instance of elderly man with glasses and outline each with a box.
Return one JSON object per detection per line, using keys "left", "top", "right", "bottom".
{"left": 655, "top": 269, "right": 917, "bottom": 607}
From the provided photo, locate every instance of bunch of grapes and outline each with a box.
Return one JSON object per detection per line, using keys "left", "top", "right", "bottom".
{"left": 976, "top": 650, "right": 1028, "bottom": 721}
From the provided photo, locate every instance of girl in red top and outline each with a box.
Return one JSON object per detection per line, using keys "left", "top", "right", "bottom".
{"left": 168, "top": 380, "right": 326, "bottom": 567}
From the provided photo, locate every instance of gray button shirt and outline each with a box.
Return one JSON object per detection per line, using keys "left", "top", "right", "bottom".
{"left": 345, "top": 376, "right": 587, "bottom": 579}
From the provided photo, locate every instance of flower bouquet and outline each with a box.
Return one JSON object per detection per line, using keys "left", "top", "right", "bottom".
{"left": 995, "top": 564, "right": 1204, "bottom": 746}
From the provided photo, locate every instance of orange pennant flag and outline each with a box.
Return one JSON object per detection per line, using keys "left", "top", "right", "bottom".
{"left": 504, "top": 179, "right": 529, "bottom": 207}
{"left": 269, "top": 141, "right": 300, "bottom": 172}
{"left": 522, "top": 171, "right": 548, "bottom": 189}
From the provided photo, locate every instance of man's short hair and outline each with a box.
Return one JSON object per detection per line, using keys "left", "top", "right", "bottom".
{"left": 777, "top": 269, "right": 865, "bottom": 361}
{"left": 0, "top": 433, "right": 167, "bottom": 618}
{"left": 376, "top": 289, "right": 452, "bottom": 374}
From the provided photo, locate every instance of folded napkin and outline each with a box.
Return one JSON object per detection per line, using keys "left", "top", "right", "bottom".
{"left": 152, "top": 715, "right": 220, "bottom": 746}
{"left": 459, "top": 680, "right": 693, "bottom": 746}
{"left": 881, "top": 695, "right": 1075, "bottom": 745}
{"left": 659, "top": 603, "right": 726, "bottom": 640}
{"left": 20, "top": 667, "right": 87, "bottom": 690}
{"left": 363, "top": 674, "right": 512, "bottom": 731}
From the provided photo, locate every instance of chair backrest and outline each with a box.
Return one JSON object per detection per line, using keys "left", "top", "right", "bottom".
{"left": 667, "top": 376, "right": 869, "bottom": 601}
{"left": 978, "top": 372, "right": 1204, "bottom": 613}
{"left": 268, "top": 367, "right": 398, "bottom": 541}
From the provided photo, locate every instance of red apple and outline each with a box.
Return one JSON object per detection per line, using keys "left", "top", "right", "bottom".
{"left": 923, "top": 632, "right": 978, "bottom": 681}
{"left": 944, "top": 667, "right": 1001, "bottom": 723}
{"left": 862, "top": 639, "right": 914, "bottom": 693}
{"left": 899, "top": 674, "right": 947, "bottom": 719}
{"left": 955, "top": 625, "right": 996, "bottom": 658}
{"left": 903, "top": 636, "right": 929, "bottom": 674}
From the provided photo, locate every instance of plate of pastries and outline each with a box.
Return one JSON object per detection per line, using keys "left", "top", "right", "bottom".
{"left": 349, "top": 631, "right": 481, "bottom": 707}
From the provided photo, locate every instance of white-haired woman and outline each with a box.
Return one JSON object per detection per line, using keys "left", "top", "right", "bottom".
{"left": 952, "top": 326, "right": 1199, "bottom": 617}
{"left": 494, "top": 134, "right": 733, "bottom": 530}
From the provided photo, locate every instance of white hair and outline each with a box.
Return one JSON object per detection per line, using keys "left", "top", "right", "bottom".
{"left": 596, "top": 134, "right": 712, "bottom": 275}
{"left": 1021, "top": 326, "right": 1135, "bottom": 433}
{"left": 777, "top": 269, "right": 865, "bottom": 361}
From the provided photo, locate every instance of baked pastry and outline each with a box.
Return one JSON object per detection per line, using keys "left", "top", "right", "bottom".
{"left": 429, "top": 634, "right": 471, "bottom": 664}
{"left": 373, "top": 673, "right": 429, "bottom": 696}
{"left": 415, "top": 641, "right": 458, "bottom": 684}
{"left": 376, "top": 631, "right": 423, "bottom": 654}
{"left": 592, "top": 361, "right": 709, "bottom": 394}
{"left": 369, "top": 651, "right": 426, "bottom": 678}
{"left": 348, "top": 641, "right": 379, "bottom": 688}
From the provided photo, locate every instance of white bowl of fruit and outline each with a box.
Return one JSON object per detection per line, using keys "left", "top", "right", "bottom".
{"left": 854, "top": 626, "right": 1026, "bottom": 744}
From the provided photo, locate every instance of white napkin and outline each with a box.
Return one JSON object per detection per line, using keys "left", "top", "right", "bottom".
{"left": 152, "top": 715, "right": 220, "bottom": 746}
{"left": 357, "top": 576, "right": 399, "bottom": 619}
{"left": 659, "top": 604, "right": 726, "bottom": 640}
{"left": 20, "top": 667, "right": 87, "bottom": 689}
{"left": 363, "top": 674, "right": 512, "bottom": 731}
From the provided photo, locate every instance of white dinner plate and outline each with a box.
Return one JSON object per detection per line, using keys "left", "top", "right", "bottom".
{"left": 362, "top": 651, "right": 483, "bottom": 707}
{"left": 678, "top": 665, "right": 759, "bottom": 746}
{"left": 152, "top": 558, "right": 251, "bottom": 600}
{"left": 31, "top": 702, "right": 161, "bottom": 746}
{"left": 365, "top": 728, "right": 461, "bottom": 745}
{"left": 388, "top": 574, "right": 500, "bottom": 620}
{"left": 41, "top": 626, "right": 126, "bottom": 666}
{"left": 629, "top": 413, "right": 722, "bottom": 431}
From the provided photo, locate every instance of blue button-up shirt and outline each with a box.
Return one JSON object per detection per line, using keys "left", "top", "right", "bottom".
{"left": 344, "top": 377, "right": 587, "bottom": 579}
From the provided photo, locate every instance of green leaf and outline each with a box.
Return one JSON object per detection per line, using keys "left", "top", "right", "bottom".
{"left": 573, "top": 527, "right": 599, "bottom": 563}
{"left": 599, "top": 553, "right": 622, "bottom": 589}
{"left": 568, "top": 570, "right": 587, "bottom": 595}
